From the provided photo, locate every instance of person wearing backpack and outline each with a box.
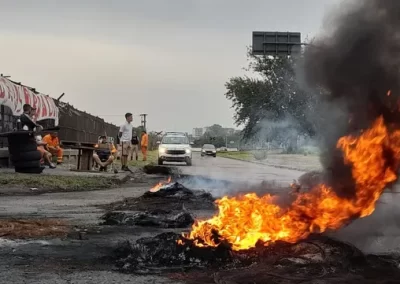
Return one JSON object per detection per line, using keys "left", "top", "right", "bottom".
{"left": 130, "top": 131, "right": 140, "bottom": 161}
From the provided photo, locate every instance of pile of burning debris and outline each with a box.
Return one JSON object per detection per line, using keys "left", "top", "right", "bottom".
{"left": 101, "top": 177, "right": 215, "bottom": 228}
{"left": 112, "top": 232, "right": 400, "bottom": 283}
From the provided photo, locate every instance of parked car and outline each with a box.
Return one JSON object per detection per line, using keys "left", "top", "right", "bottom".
{"left": 157, "top": 133, "right": 193, "bottom": 166}
{"left": 201, "top": 144, "right": 216, "bottom": 157}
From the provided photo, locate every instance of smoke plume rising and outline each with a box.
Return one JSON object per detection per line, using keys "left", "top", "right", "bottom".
{"left": 304, "top": 0, "right": 400, "bottom": 197}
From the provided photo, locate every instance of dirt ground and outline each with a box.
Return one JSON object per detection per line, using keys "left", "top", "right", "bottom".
{"left": 0, "top": 162, "right": 399, "bottom": 284}
{"left": 0, "top": 178, "right": 185, "bottom": 283}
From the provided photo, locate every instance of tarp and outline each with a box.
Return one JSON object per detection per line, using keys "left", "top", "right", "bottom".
{"left": 0, "top": 77, "right": 59, "bottom": 125}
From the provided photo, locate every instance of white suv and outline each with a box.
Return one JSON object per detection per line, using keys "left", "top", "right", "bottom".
{"left": 157, "top": 133, "right": 193, "bottom": 166}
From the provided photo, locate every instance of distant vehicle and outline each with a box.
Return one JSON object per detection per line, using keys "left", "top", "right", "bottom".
{"left": 164, "top": 132, "right": 188, "bottom": 137}
{"left": 201, "top": 144, "right": 216, "bottom": 157}
{"left": 157, "top": 133, "right": 193, "bottom": 166}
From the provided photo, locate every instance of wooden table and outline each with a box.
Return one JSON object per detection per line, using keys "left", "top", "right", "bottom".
{"left": 61, "top": 141, "right": 96, "bottom": 171}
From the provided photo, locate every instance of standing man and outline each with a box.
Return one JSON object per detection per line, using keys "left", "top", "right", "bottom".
{"left": 130, "top": 130, "right": 140, "bottom": 161}
{"left": 119, "top": 113, "right": 133, "bottom": 171}
{"left": 141, "top": 130, "right": 148, "bottom": 161}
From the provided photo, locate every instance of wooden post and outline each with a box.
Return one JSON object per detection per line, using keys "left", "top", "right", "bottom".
{"left": 79, "top": 149, "right": 94, "bottom": 171}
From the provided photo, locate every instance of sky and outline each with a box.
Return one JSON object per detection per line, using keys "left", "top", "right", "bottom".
{"left": 0, "top": 0, "right": 341, "bottom": 132}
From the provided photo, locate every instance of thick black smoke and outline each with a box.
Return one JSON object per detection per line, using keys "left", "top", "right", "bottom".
{"left": 304, "top": 0, "right": 400, "bottom": 197}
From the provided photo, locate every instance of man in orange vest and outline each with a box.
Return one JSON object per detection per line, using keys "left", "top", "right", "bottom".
{"left": 141, "top": 130, "right": 148, "bottom": 161}
{"left": 43, "top": 132, "right": 64, "bottom": 164}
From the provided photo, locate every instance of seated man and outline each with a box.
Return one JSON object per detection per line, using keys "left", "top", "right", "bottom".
{"left": 43, "top": 132, "right": 63, "bottom": 164}
{"left": 35, "top": 134, "right": 56, "bottom": 169}
{"left": 93, "top": 136, "right": 117, "bottom": 172}
{"left": 20, "top": 104, "right": 43, "bottom": 132}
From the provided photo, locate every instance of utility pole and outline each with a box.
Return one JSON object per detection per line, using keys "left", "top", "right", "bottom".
{"left": 140, "top": 114, "right": 147, "bottom": 130}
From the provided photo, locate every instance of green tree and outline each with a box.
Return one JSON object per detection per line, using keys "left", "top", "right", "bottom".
{"left": 225, "top": 50, "right": 317, "bottom": 145}
{"left": 205, "top": 124, "right": 226, "bottom": 137}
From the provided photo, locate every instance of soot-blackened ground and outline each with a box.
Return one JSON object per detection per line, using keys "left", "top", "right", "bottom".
{"left": 112, "top": 232, "right": 400, "bottom": 283}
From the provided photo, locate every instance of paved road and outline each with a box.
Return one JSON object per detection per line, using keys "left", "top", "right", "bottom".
{"left": 178, "top": 152, "right": 305, "bottom": 184}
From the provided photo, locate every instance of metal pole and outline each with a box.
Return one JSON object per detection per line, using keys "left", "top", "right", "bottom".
{"left": 140, "top": 114, "right": 147, "bottom": 130}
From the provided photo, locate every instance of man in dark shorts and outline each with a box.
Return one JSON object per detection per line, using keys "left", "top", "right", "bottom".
{"left": 130, "top": 130, "right": 139, "bottom": 160}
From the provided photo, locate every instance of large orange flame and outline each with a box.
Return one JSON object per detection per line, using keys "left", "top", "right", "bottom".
{"left": 150, "top": 176, "right": 172, "bottom": 192}
{"left": 182, "top": 117, "right": 400, "bottom": 250}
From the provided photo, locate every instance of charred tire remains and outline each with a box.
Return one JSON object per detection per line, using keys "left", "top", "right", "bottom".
{"left": 101, "top": 181, "right": 215, "bottom": 227}
{"left": 112, "top": 232, "right": 400, "bottom": 282}
{"left": 101, "top": 210, "right": 194, "bottom": 228}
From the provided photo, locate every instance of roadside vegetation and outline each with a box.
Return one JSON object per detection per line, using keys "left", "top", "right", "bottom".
{"left": 218, "top": 151, "right": 254, "bottom": 161}
{"left": 218, "top": 150, "right": 321, "bottom": 172}
{"left": 125, "top": 150, "right": 158, "bottom": 167}
{"left": 0, "top": 172, "right": 120, "bottom": 191}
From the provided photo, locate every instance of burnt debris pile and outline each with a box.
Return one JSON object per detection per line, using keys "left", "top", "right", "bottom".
{"left": 101, "top": 182, "right": 215, "bottom": 228}
{"left": 101, "top": 210, "right": 194, "bottom": 228}
{"left": 103, "top": 182, "right": 215, "bottom": 213}
{"left": 113, "top": 232, "right": 232, "bottom": 274}
{"left": 113, "top": 232, "right": 400, "bottom": 282}
{"left": 143, "top": 182, "right": 194, "bottom": 198}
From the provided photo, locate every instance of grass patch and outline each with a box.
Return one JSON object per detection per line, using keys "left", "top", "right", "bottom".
{"left": 125, "top": 150, "right": 158, "bottom": 167}
{"left": 0, "top": 173, "right": 119, "bottom": 191}
{"left": 218, "top": 151, "right": 255, "bottom": 161}
{"left": 218, "top": 151, "right": 321, "bottom": 171}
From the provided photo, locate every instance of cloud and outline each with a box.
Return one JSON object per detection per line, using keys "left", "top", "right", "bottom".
{"left": 0, "top": 0, "right": 341, "bottom": 131}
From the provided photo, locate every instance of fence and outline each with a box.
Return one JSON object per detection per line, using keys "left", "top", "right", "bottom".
{"left": 0, "top": 102, "right": 119, "bottom": 147}
{"left": 54, "top": 102, "right": 119, "bottom": 143}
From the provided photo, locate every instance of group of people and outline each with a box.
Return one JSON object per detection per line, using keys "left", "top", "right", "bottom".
{"left": 19, "top": 104, "right": 63, "bottom": 169}
{"left": 18, "top": 106, "right": 148, "bottom": 172}
{"left": 118, "top": 112, "right": 148, "bottom": 171}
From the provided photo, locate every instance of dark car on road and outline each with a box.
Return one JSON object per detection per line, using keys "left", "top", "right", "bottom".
{"left": 201, "top": 144, "right": 216, "bottom": 157}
